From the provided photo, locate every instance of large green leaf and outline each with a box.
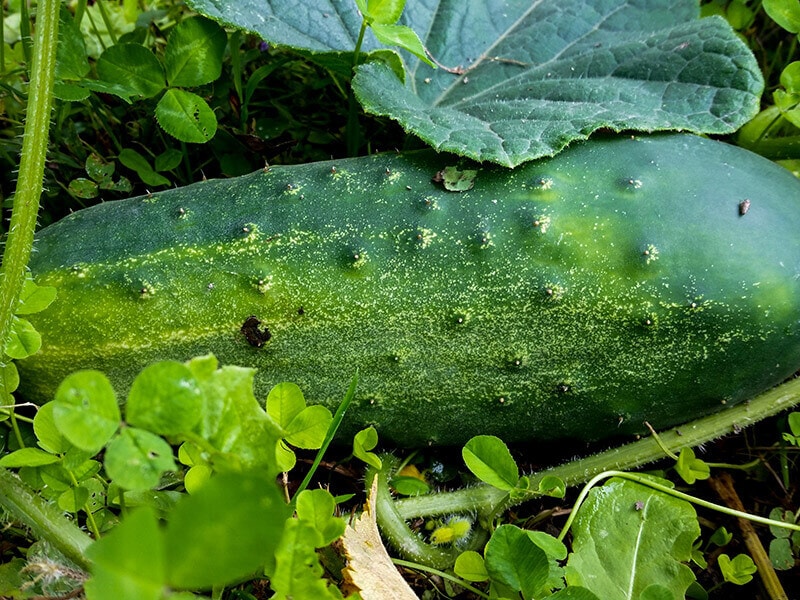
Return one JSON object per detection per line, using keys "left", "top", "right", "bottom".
{"left": 185, "top": 0, "right": 763, "bottom": 166}
{"left": 564, "top": 478, "right": 700, "bottom": 599}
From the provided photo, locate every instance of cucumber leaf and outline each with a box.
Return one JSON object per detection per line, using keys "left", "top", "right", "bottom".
{"left": 565, "top": 478, "right": 700, "bottom": 599}
{"left": 185, "top": 0, "right": 763, "bottom": 166}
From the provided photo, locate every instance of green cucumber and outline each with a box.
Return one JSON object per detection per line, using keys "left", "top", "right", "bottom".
{"left": 18, "top": 134, "right": 800, "bottom": 446}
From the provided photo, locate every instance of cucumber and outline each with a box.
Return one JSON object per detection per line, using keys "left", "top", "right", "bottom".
{"left": 17, "top": 134, "right": 800, "bottom": 446}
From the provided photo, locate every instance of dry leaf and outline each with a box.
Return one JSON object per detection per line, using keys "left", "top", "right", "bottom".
{"left": 340, "top": 474, "right": 417, "bottom": 599}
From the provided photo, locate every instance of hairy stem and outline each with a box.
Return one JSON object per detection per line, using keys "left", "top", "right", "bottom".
{"left": 0, "top": 0, "right": 59, "bottom": 362}
{"left": 0, "top": 0, "right": 87, "bottom": 571}
{"left": 346, "top": 20, "right": 370, "bottom": 156}
{"left": 368, "top": 455, "right": 462, "bottom": 569}
{"left": 0, "top": 468, "right": 93, "bottom": 570}
{"left": 388, "top": 378, "right": 800, "bottom": 557}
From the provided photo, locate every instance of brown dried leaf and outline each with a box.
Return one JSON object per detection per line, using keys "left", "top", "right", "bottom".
{"left": 340, "top": 475, "right": 417, "bottom": 600}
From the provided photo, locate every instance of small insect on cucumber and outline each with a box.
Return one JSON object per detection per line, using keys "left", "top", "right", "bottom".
{"left": 18, "top": 134, "right": 800, "bottom": 446}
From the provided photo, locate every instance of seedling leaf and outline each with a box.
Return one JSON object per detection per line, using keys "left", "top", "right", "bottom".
{"left": 52, "top": 370, "right": 120, "bottom": 454}
{"left": 788, "top": 412, "right": 800, "bottom": 438}
{"left": 164, "top": 16, "right": 227, "bottom": 88}
{"left": 675, "top": 447, "right": 711, "bottom": 484}
{"left": 539, "top": 475, "right": 567, "bottom": 498}
{"left": 717, "top": 553, "right": 757, "bottom": 585}
{"left": 353, "top": 426, "right": 382, "bottom": 469}
{"left": 104, "top": 427, "right": 178, "bottom": 491}
{"left": 709, "top": 526, "right": 734, "bottom": 546}
{"left": 370, "top": 23, "right": 433, "bottom": 67}
{"left": 362, "top": 0, "right": 406, "bottom": 25}
{"left": 126, "top": 361, "right": 202, "bottom": 436}
{"left": 462, "top": 435, "right": 518, "bottom": 491}
{"left": 155, "top": 89, "right": 218, "bottom": 143}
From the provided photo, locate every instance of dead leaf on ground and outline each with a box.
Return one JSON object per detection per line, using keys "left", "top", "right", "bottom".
{"left": 340, "top": 474, "right": 417, "bottom": 600}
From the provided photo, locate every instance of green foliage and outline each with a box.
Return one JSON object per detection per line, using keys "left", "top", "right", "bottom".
{"left": 353, "top": 0, "right": 433, "bottom": 68}
{"left": 67, "top": 154, "right": 132, "bottom": 199}
{"left": 462, "top": 434, "right": 519, "bottom": 492}
{"left": 782, "top": 411, "right": 800, "bottom": 445}
{"left": 717, "top": 553, "right": 758, "bottom": 585}
{"left": 768, "top": 507, "right": 800, "bottom": 570}
{"left": 565, "top": 478, "right": 700, "bottom": 599}
{"left": 352, "top": 426, "right": 381, "bottom": 469}
{"left": 0, "top": 278, "right": 55, "bottom": 362}
{"left": 1, "top": 351, "right": 352, "bottom": 595}
{"left": 763, "top": 0, "right": 800, "bottom": 33}
{"left": 187, "top": 0, "right": 762, "bottom": 166}
{"left": 675, "top": 447, "right": 712, "bottom": 485}
{"left": 2, "top": 1, "right": 799, "bottom": 598}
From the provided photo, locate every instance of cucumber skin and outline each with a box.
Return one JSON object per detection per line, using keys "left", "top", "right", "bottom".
{"left": 18, "top": 134, "right": 800, "bottom": 446}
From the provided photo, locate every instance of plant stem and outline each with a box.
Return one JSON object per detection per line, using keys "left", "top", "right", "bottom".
{"left": 392, "top": 558, "right": 490, "bottom": 598}
{"left": 379, "top": 372, "right": 800, "bottom": 569}
{"left": 0, "top": 0, "right": 88, "bottom": 570}
{"left": 556, "top": 470, "right": 800, "bottom": 543}
{"left": 394, "top": 377, "right": 800, "bottom": 522}
{"left": 0, "top": 0, "right": 59, "bottom": 361}
{"left": 708, "top": 472, "right": 790, "bottom": 600}
{"left": 0, "top": 468, "right": 93, "bottom": 570}
{"left": 346, "top": 20, "right": 370, "bottom": 156}
{"left": 368, "top": 456, "right": 463, "bottom": 569}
